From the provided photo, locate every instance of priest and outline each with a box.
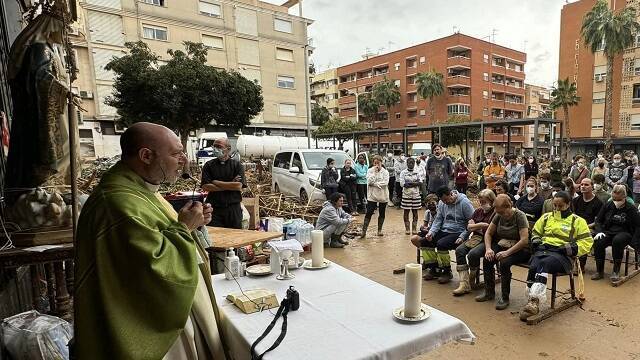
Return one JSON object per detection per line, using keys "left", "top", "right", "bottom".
{"left": 75, "top": 122, "right": 229, "bottom": 359}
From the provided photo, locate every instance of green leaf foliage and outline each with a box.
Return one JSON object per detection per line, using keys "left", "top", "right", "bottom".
{"left": 313, "top": 117, "right": 364, "bottom": 147}
{"left": 372, "top": 77, "right": 400, "bottom": 113}
{"left": 438, "top": 115, "right": 481, "bottom": 153}
{"left": 311, "top": 104, "right": 331, "bottom": 126}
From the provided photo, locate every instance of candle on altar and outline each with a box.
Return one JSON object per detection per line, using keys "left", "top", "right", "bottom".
{"left": 404, "top": 263, "right": 422, "bottom": 318}
{"left": 311, "top": 230, "right": 324, "bottom": 267}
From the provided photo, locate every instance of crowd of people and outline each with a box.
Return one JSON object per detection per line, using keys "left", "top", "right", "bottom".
{"left": 316, "top": 145, "right": 640, "bottom": 320}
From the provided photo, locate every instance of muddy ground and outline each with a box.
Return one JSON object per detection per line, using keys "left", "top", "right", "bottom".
{"left": 320, "top": 208, "right": 640, "bottom": 360}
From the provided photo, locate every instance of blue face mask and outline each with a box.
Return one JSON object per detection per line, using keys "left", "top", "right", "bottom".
{"left": 212, "top": 147, "right": 224, "bottom": 158}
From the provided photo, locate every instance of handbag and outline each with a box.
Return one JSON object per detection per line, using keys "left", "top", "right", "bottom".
{"left": 497, "top": 239, "right": 518, "bottom": 248}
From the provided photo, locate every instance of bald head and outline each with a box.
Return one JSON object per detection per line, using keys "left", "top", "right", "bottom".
{"left": 120, "top": 122, "right": 175, "bottom": 159}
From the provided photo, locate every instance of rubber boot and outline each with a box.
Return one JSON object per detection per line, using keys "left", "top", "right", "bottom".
{"left": 411, "top": 220, "right": 418, "bottom": 235}
{"left": 329, "top": 234, "right": 345, "bottom": 248}
{"left": 496, "top": 274, "right": 511, "bottom": 310}
{"left": 404, "top": 221, "right": 410, "bottom": 235}
{"left": 336, "top": 233, "right": 350, "bottom": 245}
{"left": 468, "top": 267, "right": 479, "bottom": 289}
{"left": 452, "top": 265, "right": 471, "bottom": 296}
{"left": 591, "top": 259, "right": 605, "bottom": 280}
{"left": 611, "top": 260, "right": 622, "bottom": 282}
{"left": 377, "top": 216, "right": 384, "bottom": 236}
{"left": 520, "top": 297, "right": 540, "bottom": 321}
{"left": 475, "top": 267, "right": 495, "bottom": 302}
{"left": 438, "top": 267, "right": 453, "bottom": 284}
{"left": 360, "top": 217, "right": 371, "bottom": 239}
{"left": 423, "top": 263, "right": 438, "bottom": 281}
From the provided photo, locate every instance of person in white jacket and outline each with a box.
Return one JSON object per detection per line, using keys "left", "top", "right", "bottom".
{"left": 361, "top": 155, "right": 390, "bottom": 238}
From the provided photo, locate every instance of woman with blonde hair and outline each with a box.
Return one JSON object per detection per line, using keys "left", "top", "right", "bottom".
{"left": 361, "top": 155, "right": 390, "bottom": 238}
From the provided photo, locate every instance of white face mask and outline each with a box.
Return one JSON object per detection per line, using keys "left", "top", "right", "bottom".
{"left": 614, "top": 200, "right": 626, "bottom": 208}
{"left": 481, "top": 204, "right": 492, "bottom": 211}
{"left": 552, "top": 191, "right": 558, "bottom": 197}
{"left": 526, "top": 186, "right": 536, "bottom": 195}
{"left": 528, "top": 159, "right": 534, "bottom": 164}
{"left": 613, "top": 159, "right": 621, "bottom": 165}
{"left": 594, "top": 183, "right": 603, "bottom": 191}
{"left": 387, "top": 153, "right": 393, "bottom": 158}
{"left": 540, "top": 181, "right": 549, "bottom": 189}
{"left": 400, "top": 156, "right": 406, "bottom": 161}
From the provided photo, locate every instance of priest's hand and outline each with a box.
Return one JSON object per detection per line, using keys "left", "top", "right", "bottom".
{"left": 178, "top": 201, "right": 205, "bottom": 231}
{"left": 202, "top": 203, "right": 213, "bottom": 225}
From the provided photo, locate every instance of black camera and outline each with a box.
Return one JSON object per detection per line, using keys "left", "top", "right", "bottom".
{"left": 286, "top": 286, "right": 299, "bottom": 311}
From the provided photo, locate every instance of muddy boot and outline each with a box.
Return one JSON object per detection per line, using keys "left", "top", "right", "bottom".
{"left": 496, "top": 274, "right": 511, "bottom": 310}
{"left": 423, "top": 266, "right": 438, "bottom": 281}
{"left": 495, "top": 296, "right": 510, "bottom": 310}
{"left": 438, "top": 267, "right": 453, "bottom": 284}
{"left": 474, "top": 289, "right": 495, "bottom": 302}
{"left": 329, "top": 235, "right": 345, "bottom": 248}
{"left": 591, "top": 259, "right": 605, "bottom": 280}
{"left": 452, "top": 265, "right": 471, "bottom": 296}
{"left": 334, "top": 234, "right": 349, "bottom": 245}
{"left": 610, "top": 260, "right": 622, "bottom": 283}
{"left": 376, "top": 217, "right": 385, "bottom": 236}
{"left": 404, "top": 221, "right": 410, "bottom": 235}
{"left": 411, "top": 220, "right": 418, "bottom": 235}
{"left": 475, "top": 267, "right": 495, "bottom": 302}
{"left": 520, "top": 297, "right": 540, "bottom": 321}
{"left": 360, "top": 217, "right": 371, "bottom": 239}
{"left": 468, "top": 267, "right": 479, "bottom": 289}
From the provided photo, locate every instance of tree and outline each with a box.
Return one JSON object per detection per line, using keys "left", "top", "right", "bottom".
{"left": 105, "top": 41, "right": 263, "bottom": 154}
{"left": 438, "top": 115, "right": 481, "bottom": 159}
{"left": 581, "top": 0, "right": 640, "bottom": 155}
{"left": 311, "top": 104, "right": 331, "bottom": 126}
{"left": 357, "top": 93, "right": 380, "bottom": 123}
{"left": 549, "top": 78, "right": 580, "bottom": 161}
{"left": 313, "top": 116, "right": 364, "bottom": 149}
{"left": 415, "top": 70, "right": 445, "bottom": 121}
{"left": 372, "top": 77, "right": 400, "bottom": 122}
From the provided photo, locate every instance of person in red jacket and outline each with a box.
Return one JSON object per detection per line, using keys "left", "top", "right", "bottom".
{"left": 453, "top": 158, "right": 470, "bottom": 195}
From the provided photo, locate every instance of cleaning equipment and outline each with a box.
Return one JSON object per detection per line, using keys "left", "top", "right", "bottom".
{"left": 224, "top": 247, "right": 240, "bottom": 280}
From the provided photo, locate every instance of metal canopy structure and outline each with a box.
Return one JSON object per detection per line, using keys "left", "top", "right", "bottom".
{"left": 315, "top": 118, "right": 562, "bottom": 158}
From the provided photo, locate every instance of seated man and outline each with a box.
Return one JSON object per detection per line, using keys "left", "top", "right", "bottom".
{"left": 520, "top": 191, "right": 593, "bottom": 321}
{"left": 476, "top": 194, "right": 530, "bottom": 310}
{"left": 452, "top": 189, "right": 496, "bottom": 296}
{"left": 592, "top": 174, "right": 611, "bottom": 204}
{"left": 573, "top": 178, "right": 603, "bottom": 271}
{"left": 421, "top": 186, "right": 474, "bottom": 283}
{"left": 591, "top": 184, "right": 640, "bottom": 282}
{"left": 411, "top": 194, "right": 438, "bottom": 267}
{"left": 316, "top": 192, "right": 353, "bottom": 248}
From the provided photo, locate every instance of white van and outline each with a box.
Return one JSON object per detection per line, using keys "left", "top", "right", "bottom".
{"left": 271, "top": 149, "right": 367, "bottom": 202}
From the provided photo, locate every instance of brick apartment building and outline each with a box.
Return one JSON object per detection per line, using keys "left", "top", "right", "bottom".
{"left": 336, "top": 32, "right": 527, "bottom": 155}
{"left": 559, "top": 0, "right": 640, "bottom": 155}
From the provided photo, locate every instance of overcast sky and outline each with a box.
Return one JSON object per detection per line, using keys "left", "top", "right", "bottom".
{"left": 267, "top": 0, "right": 570, "bottom": 87}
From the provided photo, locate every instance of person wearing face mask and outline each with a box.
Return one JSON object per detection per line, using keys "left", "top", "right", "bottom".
{"left": 591, "top": 158, "right": 608, "bottom": 178}
{"left": 339, "top": 159, "right": 358, "bottom": 215}
{"left": 452, "top": 189, "right": 496, "bottom": 296}
{"left": 520, "top": 191, "right": 593, "bottom": 321}
{"left": 592, "top": 174, "right": 611, "bottom": 204}
{"left": 483, "top": 153, "right": 506, "bottom": 190}
{"left": 632, "top": 156, "right": 640, "bottom": 204}
{"left": 361, "top": 156, "right": 390, "bottom": 238}
{"left": 606, "top": 153, "right": 628, "bottom": 188}
{"left": 538, "top": 173, "right": 553, "bottom": 200}
{"left": 573, "top": 178, "right": 603, "bottom": 271}
{"left": 321, "top": 158, "right": 339, "bottom": 198}
{"left": 542, "top": 182, "right": 567, "bottom": 214}
{"left": 453, "top": 158, "right": 470, "bottom": 195}
{"left": 354, "top": 154, "right": 369, "bottom": 213}
{"left": 202, "top": 137, "right": 246, "bottom": 229}
{"left": 383, "top": 152, "right": 396, "bottom": 203}
{"left": 550, "top": 155, "right": 564, "bottom": 183}
{"left": 591, "top": 184, "right": 640, "bottom": 282}
{"left": 524, "top": 156, "right": 539, "bottom": 180}
{"left": 393, "top": 154, "right": 408, "bottom": 208}
{"left": 590, "top": 152, "right": 607, "bottom": 170}
{"left": 77, "top": 123, "right": 229, "bottom": 359}
{"left": 505, "top": 155, "right": 525, "bottom": 196}
{"left": 426, "top": 144, "right": 454, "bottom": 195}
{"left": 400, "top": 158, "right": 423, "bottom": 234}
{"left": 476, "top": 194, "right": 531, "bottom": 310}
{"left": 569, "top": 158, "right": 589, "bottom": 187}
{"left": 515, "top": 177, "right": 545, "bottom": 225}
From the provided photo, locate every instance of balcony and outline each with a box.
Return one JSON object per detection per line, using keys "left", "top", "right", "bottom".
{"left": 504, "top": 66, "right": 525, "bottom": 80}
{"left": 338, "top": 95, "right": 355, "bottom": 105}
{"left": 448, "top": 94, "right": 470, "bottom": 104}
{"left": 633, "top": 98, "right": 640, "bottom": 108}
{"left": 447, "top": 55, "right": 471, "bottom": 69}
{"left": 446, "top": 75, "right": 471, "bottom": 88}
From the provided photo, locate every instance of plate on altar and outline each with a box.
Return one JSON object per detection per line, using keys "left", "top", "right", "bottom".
{"left": 245, "top": 264, "right": 272, "bottom": 276}
{"left": 302, "top": 259, "right": 331, "bottom": 270}
{"left": 393, "top": 304, "right": 431, "bottom": 322}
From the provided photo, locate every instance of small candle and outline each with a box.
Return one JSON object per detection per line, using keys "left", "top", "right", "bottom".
{"left": 404, "top": 263, "right": 422, "bottom": 318}
{"left": 311, "top": 230, "right": 324, "bottom": 267}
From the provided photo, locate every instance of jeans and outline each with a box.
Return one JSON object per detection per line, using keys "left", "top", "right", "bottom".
{"left": 364, "top": 201, "right": 387, "bottom": 231}
{"left": 483, "top": 243, "right": 531, "bottom": 299}
{"left": 388, "top": 176, "right": 396, "bottom": 203}
{"left": 455, "top": 242, "right": 486, "bottom": 268}
{"left": 356, "top": 184, "right": 367, "bottom": 211}
{"left": 340, "top": 183, "right": 357, "bottom": 213}
{"left": 394, "top": 182, "right": 402, "bottom": 206}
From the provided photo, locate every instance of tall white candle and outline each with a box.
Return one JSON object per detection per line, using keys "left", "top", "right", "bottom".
{"left": 404, "top": 263, "right": 422, "bottom": 318}
{"left": 311, "top": 230, "right": 324, "bottom": 267}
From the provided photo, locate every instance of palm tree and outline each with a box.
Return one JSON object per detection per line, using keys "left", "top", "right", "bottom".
{"left": 550, "top": 78, "right": 580, "bottom": 161}
{"left": 581, "top": 0, "right": 640, "bottom": 155}
{"left": 372, "top": 77, "right": 401, "bottom": 125}
{"left": 357, "top": 93, "right": 380, "bottom": 124}
{"left": 415, "top": 70, "right": 445, "bottom": 121}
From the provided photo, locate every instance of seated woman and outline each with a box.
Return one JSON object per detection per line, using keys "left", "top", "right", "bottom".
{"left": 515, "top": 177, "right": 544, "bottom": 225}
{"left": 591, "top": 184, "right": 640, "bottom": 282}
{"left": 520, "top": 191, "right": 593, "bottom": 321}
{"left": 315, "top": 192, "right": 353, "bottom": 248}
{"left": 475, "top": 194, "right": 531, "bottom": 310}
{"left": 495, "top": 180, "right": 516, "bottom": 203}
{"left": 542, "top": 182, "right": 566, "bottom": 214}
{"left": 411, "top": 194, "right": 438, "bottom": 268}
{"left": 452, "top": 189, "right": 496, "bottom": 296}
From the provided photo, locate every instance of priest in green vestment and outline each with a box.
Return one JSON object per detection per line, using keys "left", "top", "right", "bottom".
{"left": 75, "top": 122, "right": 229, "bottom": 359}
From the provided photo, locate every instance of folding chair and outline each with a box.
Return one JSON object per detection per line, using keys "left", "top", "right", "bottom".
{"left": 611, "top": 246, "right": 640, "bottom": 287}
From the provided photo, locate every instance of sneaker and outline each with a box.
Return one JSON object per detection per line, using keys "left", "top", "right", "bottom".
{"left": 376, "top": 231, "right": 384, "bottom": 236}
{"left": 475, "top": 291, "right": 495, "bottom": 302}
{"left": 610, "top": 272, "right": 620, "bottom": 282}
{"left": 423, "top": 268, "right": 438, "bottom": 281}
{"left": 520, "top": 298, "right": 540, "bottom": 321}
{"left": 438, "top": 271, "right": 453, "bottom": 284}
{"left": 495, "top": 298, "right": 510, "bottom": 310}
{"left": 591, "top": 272, "right": 604, "bottom": 280}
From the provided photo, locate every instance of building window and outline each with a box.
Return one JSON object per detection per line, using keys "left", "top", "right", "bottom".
{"left": 407, "top": 75, "right": 416, "bottom": 85}
{"left": 279, "top": 103, "right": 296, "bottom": 116}
{"left": 633, "top": 84, "right": 640, "bottom": 101}
{"left": 394, "top": 79, "right": 401, "bottom": 87}
{"left": 483, "top": 107, "right": 489, "bottom": 116}
{"left": 631, "top": 114, "right": 640, "bottom": 130}
{"left": 483, "top": 90, "right": 488, "bottom": 99}
{"left": 419, "top": 109, "right": 426, "bottom": 116}
{"left": 483, "top": 53, "right": 489, "bottom": 63}
{"left": 483, "top": 73, "right": 489, "bottom": 81}
{"left": 199, "top": 1, "right": 221, "bottom": 17}
{"left": 395, "top": 112, "right": 401, "bottom": 119}
{"left": 592, "top": 91, "right": 605, "bottom": 104}
{"left": 407, "top": 109, "right": 418, "bottom": 118}
{"left": 594, "top": 65, "right": 606, "bottom": 81}
{"left": 277, "top": 75, "right": 295, "bottom": 89}
{"left": 447, "top": 104, "right": 470, "bottom": 115}
{"left": 394, "top": 63, "right": 400, "bottom": 71}
{"left": 274, "top": 18, "right": 293, "bottom": 33}
{"left": 276, "top": 47, "right": 294, "bottom": 61}
{"left": 202, "top": 34, "right": 224, "bottom": 49}
{"left": 419, "top": 56, "right": 426, "bottom": 64}
{"left": 142, "top": 24, "right": 168, "bottom": 41}
{"left": 591, "top": 118, "right": 604, "bottom": 129}
{"left": 100, "top": 121, "right": 116, "bottom": 135}
{"left": 407, "top": 93, "right": 417, "bottom": 102}
{"left": 406, "top": 58, "right": 417, "bottom": 68}
{"left": 142, "top": 0, "right": 164, "bottom": 6}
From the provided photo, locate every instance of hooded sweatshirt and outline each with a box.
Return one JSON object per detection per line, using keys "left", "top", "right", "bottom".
{"left": 428, "top": 191, "right": 475, "bottom": 239}
{"left": 315, "top": 201, "right": 352, "bottom": 241}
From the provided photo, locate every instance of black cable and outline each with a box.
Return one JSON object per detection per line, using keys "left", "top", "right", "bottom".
{"left": 219, "top": 258, "right": 276, "bottom": 316}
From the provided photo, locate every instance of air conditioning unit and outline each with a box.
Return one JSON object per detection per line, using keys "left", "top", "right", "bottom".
{"left": 365, "top": 123, "right": 373, "bottom": 129}
{"left": 68, "top": 27, "right": 80, "bottom": 36}
{"left": 80, "top": 90, "right": 94, "bottom": 99}
{"left": 595, "top": 74, "right": 604, "bottom": 82}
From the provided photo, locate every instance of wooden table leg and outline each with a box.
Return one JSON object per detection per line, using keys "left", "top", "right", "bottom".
{"left": 65, "top": 260, "right": 74, "bottom": 295}
{"left": 30, "top": 265, "right": 48, "bottom": 313}
{"left": 54, "top": 262, "right": 72, "bottom": 322}
{"left": 45, "top": 263, "right": 56, "bottom": 314}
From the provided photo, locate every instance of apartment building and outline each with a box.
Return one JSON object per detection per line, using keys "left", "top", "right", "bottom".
{"left": 336, "top": 33, "right": 527, "bottom": 155}
{"left": 310, "top": 68, "right": 339, "bottom": 115}
{"left": 71, "top": 0, "right": 312, "bottom": 158}
{"left": 559, "top": 0, "right": 640, "bottom": 155}
{"left": 523, "top": 84, "right": 553, "bottom": 151}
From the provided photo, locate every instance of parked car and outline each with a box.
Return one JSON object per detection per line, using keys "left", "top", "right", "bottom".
{"left": 271, "top": 149, "right": 367, "bottom": 202}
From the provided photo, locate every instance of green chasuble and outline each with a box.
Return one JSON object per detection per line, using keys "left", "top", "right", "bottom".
{"left": 75, "top": 162, "right": 225, "bottom": 359}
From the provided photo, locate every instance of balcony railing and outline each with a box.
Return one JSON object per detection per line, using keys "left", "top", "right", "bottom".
{"left": 446, "top": 75, "right": 471, "bottom": 87}
{"left": 447, "top": 56, "right": 471, "bottom": 68}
